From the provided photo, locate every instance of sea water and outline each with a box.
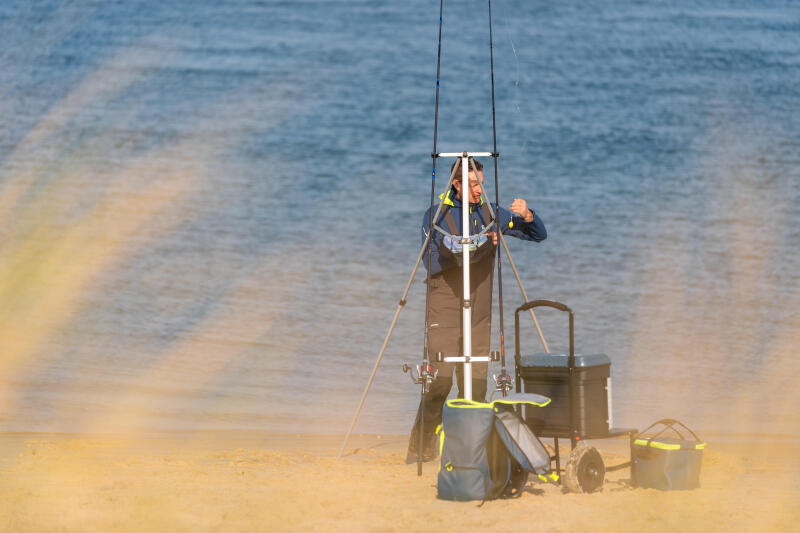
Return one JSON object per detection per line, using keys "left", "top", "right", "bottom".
{"left": 0, "top": 0, "right": 798, "bottom": 439}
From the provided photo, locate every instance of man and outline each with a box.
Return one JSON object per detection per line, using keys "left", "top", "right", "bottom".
{"left": 406, "top": 157, "right": 547, "bottom": 462}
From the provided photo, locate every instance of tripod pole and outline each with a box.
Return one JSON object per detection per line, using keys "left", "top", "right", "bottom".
{"left": 498, "top": 234, "right": 549, "bottom": 353}
{"left": 459, "top": 155, "right": 474, "bottom": 401}
{"left": 472, "top": 171, "right": 550, "bottom": 354}
{"left": 338, "top": 170, "right": 457, "bottom": 459}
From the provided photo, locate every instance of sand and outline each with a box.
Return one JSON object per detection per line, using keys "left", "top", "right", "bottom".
{"left": 0, "top": 432, "right": 798, "bottom": 532}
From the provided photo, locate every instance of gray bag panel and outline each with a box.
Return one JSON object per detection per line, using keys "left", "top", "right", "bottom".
{"left": 634, "top": 446, "right": 703, "bottom": 490}
{"left": 438, "top": 463, "right": 489, "bottom": 501}
{"left": 494, "top": 411, "right": 551, "bottom": 475}
{"left": 632, "top": 419, "right": 705, "bottom": 490}
{"left": 437, "top": 402, "right": 496, "bottom": 501}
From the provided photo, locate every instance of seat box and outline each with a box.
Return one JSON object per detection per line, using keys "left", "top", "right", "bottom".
{"left": 519, "top": 353, "right": 611, "bottom": 438}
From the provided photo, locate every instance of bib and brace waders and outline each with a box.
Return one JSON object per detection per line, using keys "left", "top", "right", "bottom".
{"left": 407, "top": 203, "right": 496, "bottom": 461}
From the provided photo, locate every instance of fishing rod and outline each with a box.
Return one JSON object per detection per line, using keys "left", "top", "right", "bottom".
{"left": 337, "top": 0, "right": 551, "bottom": 461}
{"left": 413, "top": 0, "right": 446, "bottom": 477}
{"left": 487, "top": 0, "right": 512, "bottom": 398}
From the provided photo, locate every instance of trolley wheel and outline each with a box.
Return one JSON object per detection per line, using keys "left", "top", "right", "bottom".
{"left": 564, "top": 444, "right": 605, "bottom": 493}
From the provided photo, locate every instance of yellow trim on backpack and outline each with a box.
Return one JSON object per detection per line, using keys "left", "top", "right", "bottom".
{"left": 445, "top": 399, "right": 492, "bottom": 409}
{"left": 445, "top": 397, "right": 551, "bottom": 410}
{"left": 492, "top": 397, "right": 551, "bottom": 408}
{"left": 634, "top": 438, "right": 706, "bottom": 451}
{"left": 437, "top": 427, "right": 446, "bottom": 472}
{"left": 537, "top": 472, "right": 559, "bottom": 484}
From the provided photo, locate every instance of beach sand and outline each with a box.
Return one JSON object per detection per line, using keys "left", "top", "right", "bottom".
{"left": 1, "top": 432, "right": 798, "bottom": 532}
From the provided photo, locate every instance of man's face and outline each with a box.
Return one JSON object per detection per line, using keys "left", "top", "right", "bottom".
{"left": 453, "top": 169, "right": 484, "bottom": 204}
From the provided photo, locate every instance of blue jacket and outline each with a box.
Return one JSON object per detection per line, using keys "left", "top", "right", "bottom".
{"left": 422, "top": 186, "right": 547, "bottom": 276}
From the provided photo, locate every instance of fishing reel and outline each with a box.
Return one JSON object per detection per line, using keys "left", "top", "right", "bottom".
{"left": 488, "top": 350, "right": 513, "bottom": 394}
{"left": 493, "top": 371, "right": 513, "bottom": 394}
{"left": 402, "top": 362, "right": 438, "bottom": 393}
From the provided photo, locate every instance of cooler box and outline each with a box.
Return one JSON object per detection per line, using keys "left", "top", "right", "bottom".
{"left": 519, "top": 353, "right": 611, "bottom": 437}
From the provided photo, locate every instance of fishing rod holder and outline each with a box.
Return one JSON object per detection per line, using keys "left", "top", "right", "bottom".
{"left": 402, "top": 363, "right": 438, "bottom": 393}
{"left": 337, "top": 0, "right": 552, "bottom": 457}
{"left": 339, "top": 146, "right": 550, "bottom": 456}
{"left": 441, "top": 355, "right": 491, "bottom": 363}
{"left": 441, "top": 349, "right": 500, "bottom": 364}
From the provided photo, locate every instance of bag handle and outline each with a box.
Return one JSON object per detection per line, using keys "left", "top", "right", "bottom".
{"left": 637, "top": 418, "right": 701, "bottom": 444}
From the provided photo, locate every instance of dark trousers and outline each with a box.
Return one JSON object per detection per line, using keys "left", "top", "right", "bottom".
{"left": 409, "top": 250, "right": 496, "bottom": 460}
{"left": 406, "top": 364, "right": 488, "bottom": 460}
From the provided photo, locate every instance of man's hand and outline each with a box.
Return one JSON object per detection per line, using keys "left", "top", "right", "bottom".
{"left": 510, "top": 198, "right": 534, "bottom": 222}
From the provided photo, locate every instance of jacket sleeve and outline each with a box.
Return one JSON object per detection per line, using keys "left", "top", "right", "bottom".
{"left": 495, "top": 204, "right": 547, "bottom": 242}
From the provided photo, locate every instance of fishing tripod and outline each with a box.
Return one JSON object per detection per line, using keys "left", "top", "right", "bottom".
{"left": 338, "top": 153, "right": 549, "bottom": 462}
{"left": 338, "top": 0, "right": 549, "bottom": 475}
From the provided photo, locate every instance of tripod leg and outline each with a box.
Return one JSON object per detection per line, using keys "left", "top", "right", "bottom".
{"left": 337, "top": 171, "right": 457, "bottom": 458}
{"left": 498, "top": 234, "right": 549, "bottom": 353}
{"left": 338, "top": 284, "right": 415, "bottom": 458}
{"left": 472, "top": 171, "right": 550, "bottom": 354}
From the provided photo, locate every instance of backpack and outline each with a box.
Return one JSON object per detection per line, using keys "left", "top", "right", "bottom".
{"left": 436, "top": 394, "right": 557, "bottom": 502}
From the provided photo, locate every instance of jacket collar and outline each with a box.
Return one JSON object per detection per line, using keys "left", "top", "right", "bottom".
{"left": 439, "top": 186, "right": 483, "bottom": 208}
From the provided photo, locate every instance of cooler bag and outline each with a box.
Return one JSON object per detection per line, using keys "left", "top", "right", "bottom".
{"left": 633, "top": 419, "right": 705, "bottom": 490}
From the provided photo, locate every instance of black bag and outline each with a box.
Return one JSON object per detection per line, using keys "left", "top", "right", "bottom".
{"left": 437, "top": 394, "right": 555, "bottom": 502}
{"left": 633, "top": 419, "right": 705, "bottom": 490}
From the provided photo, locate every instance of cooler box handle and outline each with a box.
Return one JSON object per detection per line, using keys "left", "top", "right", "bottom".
{"left": 516, "top": 299, "right": 572, "bottom": 314}
{"left": 514, "top": 300, "right": 575, "bottom": 370}
{"left": 513, "top": 301, "right": 577, "bottom": 445}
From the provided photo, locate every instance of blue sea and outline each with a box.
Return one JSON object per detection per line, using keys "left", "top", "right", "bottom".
{"left": 0, "top": 0, "right": 798, "bottom": 440}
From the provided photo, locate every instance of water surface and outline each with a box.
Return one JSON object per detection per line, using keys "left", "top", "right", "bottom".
{"left": 0, "top": 0, "right": 798, "bottom": 438}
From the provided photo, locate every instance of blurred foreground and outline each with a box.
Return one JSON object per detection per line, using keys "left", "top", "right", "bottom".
{"left": 1, "top": 432, "right": 798, "bottom": 532}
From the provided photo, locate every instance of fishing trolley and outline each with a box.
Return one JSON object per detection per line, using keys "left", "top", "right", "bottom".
{"left": 513, "top": 300, "right": 638, "bottom": 492}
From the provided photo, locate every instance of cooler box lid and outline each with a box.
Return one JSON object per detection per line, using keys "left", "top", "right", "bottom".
{"left": 519, "top": 353, "right": 611, "bottom": 368}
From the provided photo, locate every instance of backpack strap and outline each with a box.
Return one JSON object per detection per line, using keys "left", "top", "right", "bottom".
{"left": 443, "top": 206, "right": 459, "bottom": 235}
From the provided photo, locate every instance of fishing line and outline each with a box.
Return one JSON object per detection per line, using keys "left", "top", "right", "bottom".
{"left": 417, "top": 0, "right": 446, "bottom": 476}
{"left": 498, "top": 0, "right": 528, "bottom": 154}
{"left": 488, "top": 0, "right": 511, "bottom": 396}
